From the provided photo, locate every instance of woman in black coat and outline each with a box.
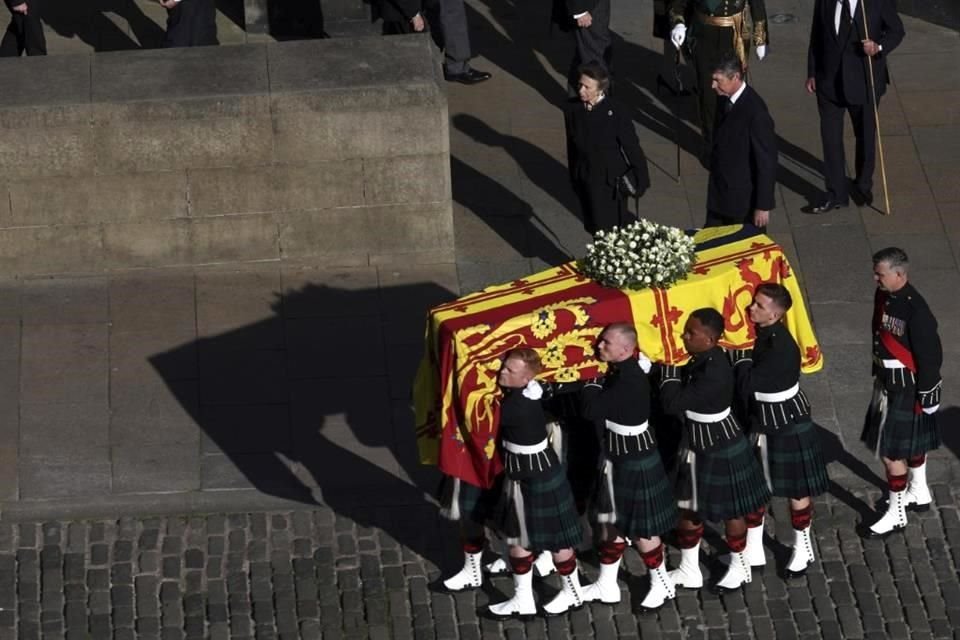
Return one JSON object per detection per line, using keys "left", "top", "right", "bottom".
{"left": 564, "top": 62, "right": 650, "bottom": 234}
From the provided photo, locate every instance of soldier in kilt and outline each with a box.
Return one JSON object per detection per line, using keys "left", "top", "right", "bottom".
{"left": 730, "top": 284, "right": 829, "bottom": 578}
{"left": 554, "top": 324, "right": 680, "bottom": 611}
{"left": 485, "top": 349, "right": 585, "bottom": 618}
{"left": 658, "top": 308, "right": 771, "bottom": 594}
{"left": 860, "top": 247, "right": 943, "bottom": 538}
{"left": 437, "top": 474, "right": 501, "bottom": 592}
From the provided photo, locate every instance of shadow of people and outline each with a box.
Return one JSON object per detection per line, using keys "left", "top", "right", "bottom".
{"left": 453, "top": 113, "right": 579, "bottom": 215}
{"left": 149, "top": 280, "right": 457, "bottom": 567}
{"left": 451, "top": 154, "right": 575, "bottom": 266}
{"left": 816, "top": 422, "right": 887, "bottom": 521}
{"left": 42, "top": 0, "right": 163, "bottom": 51}
{"left": 936, "top": 405, "right": 959, "bottom": 465}
{"left": 215, "top": 0, "right": 244, "bottom": 29}
{"left": 896, "top": 0, "right": 960, "bottom": 31}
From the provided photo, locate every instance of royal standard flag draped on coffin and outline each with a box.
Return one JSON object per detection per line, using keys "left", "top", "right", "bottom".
{"left": 414, "top": 225, "right": 823, "bottom": 490}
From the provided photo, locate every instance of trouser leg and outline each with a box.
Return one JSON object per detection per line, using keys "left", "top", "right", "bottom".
{"left": 850, "top": 101, "right": 878, "bottom": 193}
{"left": 438, "top": 0, "right": 471, "bottom": 74}
{"left": 817, "top": 93, "right": 850, "bottom": 203}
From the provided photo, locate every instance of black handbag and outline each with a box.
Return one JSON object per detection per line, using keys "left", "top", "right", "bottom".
{"left": 616, "top": 145, "right": 639, "bottom": 199}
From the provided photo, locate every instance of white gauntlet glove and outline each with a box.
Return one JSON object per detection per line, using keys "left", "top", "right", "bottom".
{"left": 756, "top": 44, "right": 767, "bottom": 60}
{"left": 670, "top": 24, "right": 686, "bottom": 49}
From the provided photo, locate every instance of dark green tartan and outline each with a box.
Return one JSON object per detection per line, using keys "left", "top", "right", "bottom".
{"left": 862, "top": 386, "right": 941, "bottom": 460}
{"left": 764, "top": 419, "right": 829, "bottom": 499}
{"left": 687, "top": 435, "right": 771, "bottom": 522}
{"left": 593, "top": 451, "right": 679, "bottom": 539}
{"left": 493, "top": 463, "right": 583, "bottom": 552}
{"left": 438, "top": 475, "right": 502, "bottom": 523}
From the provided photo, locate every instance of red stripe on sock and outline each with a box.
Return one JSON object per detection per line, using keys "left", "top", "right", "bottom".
{"left": 599, "top": 540, "right": 627, "bottom": 565}
{"left": 462, "top": 538, "right": 485, "bottom": 554}
{"left": 641, "top": 544, "right": 664, "bottom": 570}
{"left": 745, "top": 507, "right": 766, "bottom": 528}
{"left": 727, "top": 531, "right": 747, "bottom": 553}
{"left": 908, "top": 454, "right": 926, "bottom": 468}
{"left": 887, "top": 472, "right": 908, "bottom": 493}
{"left": 676, "top": 523, "right": 704, "bottom": 549}
{"left": 554, "top": 555, "right": 577, "bottom": 576}
{"left": 509, "top": 553, "right": 535, "bottom": 575}
{"left": 790, "top": 505, "right": 813, "bottom": 530}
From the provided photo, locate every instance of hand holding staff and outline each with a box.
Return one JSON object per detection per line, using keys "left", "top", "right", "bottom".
{"left": 860, "top": 0, "right": 892, "bottom": 215}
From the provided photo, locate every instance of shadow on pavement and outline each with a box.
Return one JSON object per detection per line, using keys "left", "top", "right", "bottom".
{"left": 937, "top": 406, "right": 959, "bottom": 463}
{"left": 43, "top": 0, "right": 165, "bottom": 50}
{"left": 149, "top": 280, "right": 456, "bottom": 567}
{"left": 817, "top": 422, "right": 887, "bottom": 520}
{"left": 451, "top": 154, "right": 575, "bottom": 264}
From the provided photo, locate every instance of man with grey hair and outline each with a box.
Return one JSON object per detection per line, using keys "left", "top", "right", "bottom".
{"left": 704, "top": 53, "right": 777, "bottom": 229}
{"left": 860, "top": 247, "right": 942, "bottom": 538}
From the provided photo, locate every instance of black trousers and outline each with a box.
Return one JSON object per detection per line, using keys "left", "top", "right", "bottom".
{"left": 817, "top": 92, "right": 877, "bottom": 203}
{"left": 0, "top": 1, "right": 46, "bottom": 57}
{"left": 163, "top": 0, "right": 218, "bottom": 48}
{"left": 568, "top": 0, "right": 612, "bottom": 91}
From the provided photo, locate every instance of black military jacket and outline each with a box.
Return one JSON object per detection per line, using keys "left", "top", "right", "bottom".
{"left": 581, "top": 357, "right": 651, "bottom": 426}
{"left": 660, "top": 346, "right": 734, "bottom": 417}
{"left": 873, "top": 283, "right": 942, "bottom": 395}
{"left": 498, "top": 387, "right": 549, "bottom": 447}
{"left": 740, "top": 321, "right": 800, "bottom": 394}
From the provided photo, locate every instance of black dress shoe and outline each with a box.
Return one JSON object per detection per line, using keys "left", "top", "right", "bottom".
{"left": 444, "top": 68, "right": 492, "bottom": 85}
{"left": 806, "top": 198, "right": 848, "bottom": 214}
{"left": 855, "top": 186, "right": 874, "bottom": 206}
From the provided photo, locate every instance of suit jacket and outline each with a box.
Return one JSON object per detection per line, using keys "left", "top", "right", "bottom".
{"left": 564, "top": 96, "right": 650, "bottom": 193}
{"left": 707, "top": 84, "right": 777, "bottom": 216}
{"left": 377, "top": 0, "right": 422, "bottom": 22}
{"left": 566, "top": 0, "right": 596, "bottom": 16}
{"left": 807, "top": 0, "right": 905, "bottom": 105}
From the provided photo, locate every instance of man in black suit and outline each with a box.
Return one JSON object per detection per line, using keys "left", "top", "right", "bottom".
{"left": 159, "top": 0, "right": 218, "bottom": 48}
{"left": 705, "top": 54, "right": 777, "bottom": 229}
{"left": 806, "top": 0, "right": 904, "bottom": 213}
{"left": 561, "top": 0, "right": 613, "bottom": 93}
{"left": 0, "top": 0, "right": 45, "bottom": 57}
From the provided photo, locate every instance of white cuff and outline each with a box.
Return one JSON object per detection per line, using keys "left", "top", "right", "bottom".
{"left": 922, "top": 404, "right": 939, "bottom": 415}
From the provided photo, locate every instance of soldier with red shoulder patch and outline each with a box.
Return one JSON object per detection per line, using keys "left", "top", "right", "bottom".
{"left": 860, "top": 247, "right": 943, "bottom": 539}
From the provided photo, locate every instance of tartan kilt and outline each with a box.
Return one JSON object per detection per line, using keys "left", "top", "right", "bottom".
{"left": 492, "top": 463, "right": 583, "bottom": 552}
{"left": 591, "top": 451, "right": 678, "bottom": 539}
{"left": 861, "top": 383, "right": 941, "bottom": 460}
{"left": 678, "top": 435, "right": 771, "bottom": 522}
{"left": 761, "top": 419, "right": 829, "bottom": 499}
{"left": 437, "top": 475, "right": 502, "bottom": 524}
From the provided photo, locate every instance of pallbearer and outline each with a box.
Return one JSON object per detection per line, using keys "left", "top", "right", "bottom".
{"left": 576, "top": 324, "right": 679, "bottom": 611}
{"left": 731, "top": 284, "right": 829, "bottom": 577}
{"left": 486, "top": 349, "right": 584, "bottom": 618}
{"left": 658, "top": 308, "right": 771, "bottom": 593}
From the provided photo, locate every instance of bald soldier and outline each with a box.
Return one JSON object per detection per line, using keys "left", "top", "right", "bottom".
{"left": 575, "top": 324, "right": 679, "bottom": 610}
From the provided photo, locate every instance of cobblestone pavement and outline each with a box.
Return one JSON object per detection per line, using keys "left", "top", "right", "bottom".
{"left": 2, "top": 484, "right": 960, "bottom": 639}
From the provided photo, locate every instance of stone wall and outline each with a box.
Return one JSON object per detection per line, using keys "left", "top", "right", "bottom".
{"left": 0, "top": 35, "right": 453, "bottom": 276}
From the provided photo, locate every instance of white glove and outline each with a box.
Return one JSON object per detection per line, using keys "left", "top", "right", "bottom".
{"left": 756, "top": 44, "right": 767, "bottom": 61}
{"left": 670, "top": 24, "right": 686, "bottom": 49}
{"left": 922, "top": 404, "right": 939, "bottom": 415}
{"left": 637, "top": 352, "right": 652, "bottom": 374}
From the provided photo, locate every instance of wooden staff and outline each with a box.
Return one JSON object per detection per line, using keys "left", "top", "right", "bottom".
{"left": 860, "top": 0, "right": 892, "bottom": 215}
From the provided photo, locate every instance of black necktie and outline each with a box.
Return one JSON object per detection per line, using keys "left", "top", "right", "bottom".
{"left": 724, "top": 98, "right": 733, "bottom": 114}
{"left": 841, "top": 0, "right": 851, "bottom": 27}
